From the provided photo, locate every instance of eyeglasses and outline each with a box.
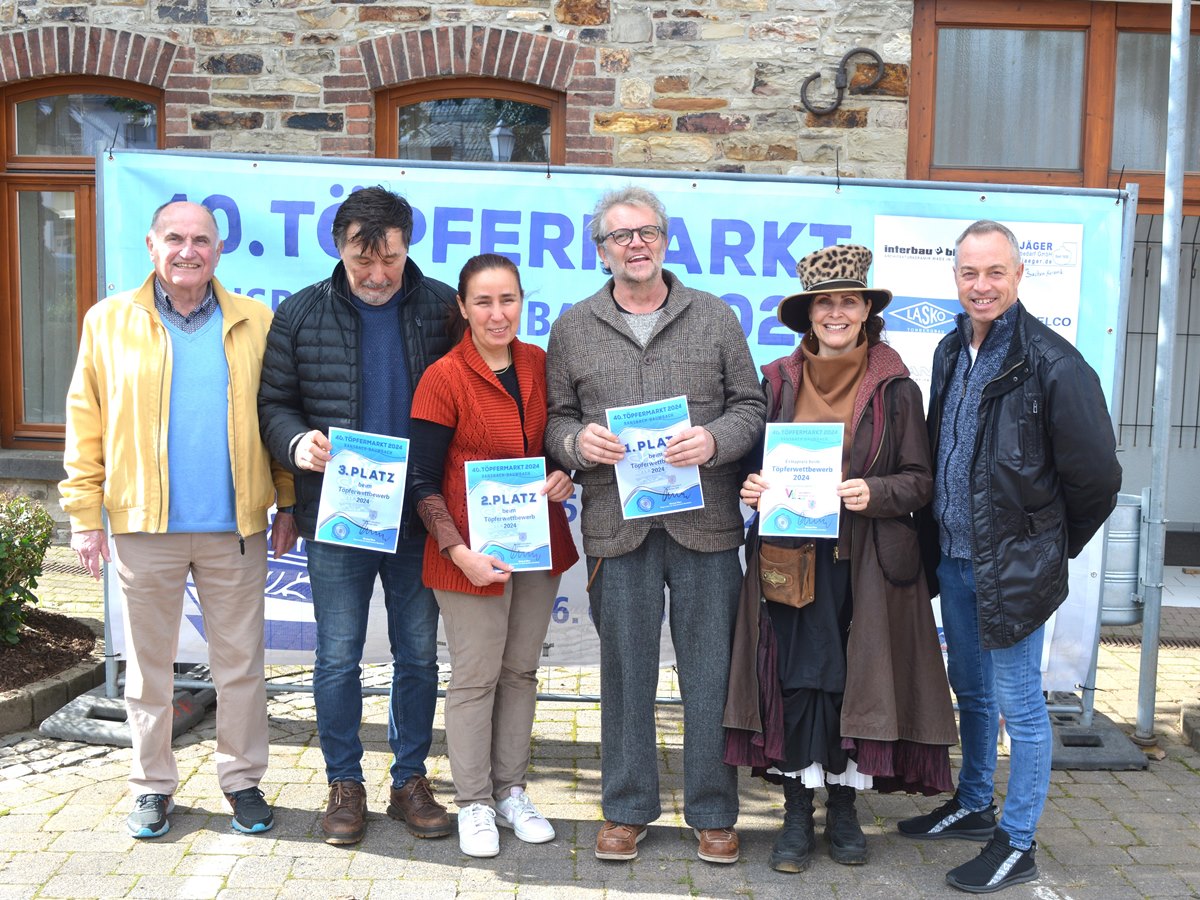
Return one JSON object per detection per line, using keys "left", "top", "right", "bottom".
{"left": 602, "top": 225, "right": 665, "bottom": 246}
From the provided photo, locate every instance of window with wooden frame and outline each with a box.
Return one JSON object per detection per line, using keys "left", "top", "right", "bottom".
{"left": 908, "top": 0, "right": 1200, "bottom": 215}
{"left": 377, "top": 78, "right": 565, "bottom": 166}
{"left": 0, "top": 77, "right": 163, "bottom": 449}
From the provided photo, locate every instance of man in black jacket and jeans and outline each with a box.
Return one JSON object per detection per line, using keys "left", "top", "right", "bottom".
{"left": 898, "top": 220, "right": 1121, "bottom": 893}
{"left": 258, "top": 187, "right": 456, "bottom": 845}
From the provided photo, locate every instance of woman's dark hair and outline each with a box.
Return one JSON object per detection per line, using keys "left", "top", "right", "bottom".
{"left": 445, "top": 253, "right": 524, "bottom": 343}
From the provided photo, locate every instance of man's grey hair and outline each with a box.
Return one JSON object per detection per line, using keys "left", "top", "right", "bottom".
{"left": 588, "top": 186, "right": 669, "bottom": 245}
{"left": 954, "top": 219, "right": 1022, "bottom": 269}
{"left": 149, "top": 200, "right": 219, "bottom": 236}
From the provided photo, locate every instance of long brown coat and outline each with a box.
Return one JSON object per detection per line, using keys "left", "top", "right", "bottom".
{"left": 723, "top": 341, "right": 957, "bottom": 750}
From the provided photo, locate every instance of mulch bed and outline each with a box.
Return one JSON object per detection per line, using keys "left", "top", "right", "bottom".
{"left": 0, "top": 608, "right": 96, "bottom": 692}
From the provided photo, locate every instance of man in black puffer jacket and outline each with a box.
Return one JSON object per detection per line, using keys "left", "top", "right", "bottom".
{"left": 899, "top": 220, "right": 1121, "bottom": 894}
{"left": 258, "top": 187, "right": 456, "bottom": 846}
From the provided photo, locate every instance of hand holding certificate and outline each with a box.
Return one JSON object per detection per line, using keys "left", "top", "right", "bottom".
{"left": 315, "top": 427, "right": 409, "bottom": 553}
{"left": 606, "top": 395, "right": 705, "bottom": 519}
{"left": 758, "top": 423, "right": 844, "bottom": 538}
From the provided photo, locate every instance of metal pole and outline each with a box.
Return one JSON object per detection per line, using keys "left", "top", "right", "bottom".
{"left": 1135, "top": 0, "right": 1192, "bottom": 743}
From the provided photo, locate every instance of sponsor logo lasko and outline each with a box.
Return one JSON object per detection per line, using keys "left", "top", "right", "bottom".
{"left": 886, "top": 298, "right": 958, "bottom": 332}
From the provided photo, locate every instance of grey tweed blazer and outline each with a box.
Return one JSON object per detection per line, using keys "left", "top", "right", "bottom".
{"left": 545, "top": 271, "right": 766, "bottom": 558}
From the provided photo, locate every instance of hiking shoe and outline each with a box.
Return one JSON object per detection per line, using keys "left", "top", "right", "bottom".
{"left": 946, "top": 828, "right": 1038, "bottom": 893}
{"left": 496, "top": 787, "right": 555, "bottom": 843}
{"left": 458, "top": 803, "right": 500, "bottom": 858}
{"left": 387, "top": 774, "right": 452, "bottom": 838}
{"left": 127, "top": 793, "right": 174, "bottom": 839}
{"left": 898, "top": 793, "right": 996, "bottom": 841}
{"left": 226, "top": 786, "right": 274, "bottom": 834}
{"left": 322, "top": 780, "right": 367, "bottom": 845}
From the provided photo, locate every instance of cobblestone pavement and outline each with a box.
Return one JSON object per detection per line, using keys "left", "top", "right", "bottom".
{"left": 2, "top": 548, "right": 1199, "bottom": 899}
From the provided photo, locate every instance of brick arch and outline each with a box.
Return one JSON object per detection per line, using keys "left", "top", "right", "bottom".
{"left": 0, "top": 25, "right": 182, "bottom": 88}
{"left": 357, "top": 26, "right": 579, "bottom": 92}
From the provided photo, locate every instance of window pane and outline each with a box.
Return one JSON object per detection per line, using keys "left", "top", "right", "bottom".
{"left": 18, "top": 191, "right": 76, "bottom": 425}
{"left": 15, "top": 94, "right": 157, "bottom": 156}
{"left": 1113, "top": 32, "right": 1200, "bottom": 173}
{"left": 395, "top": 97, "right": 550, "bottom": 163}
{"left": 934, "top": 28, "right": 1084, "bottom": 169}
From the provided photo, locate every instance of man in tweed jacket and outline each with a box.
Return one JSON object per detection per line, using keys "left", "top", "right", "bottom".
{"left": 545, "top": 186, "right": 765, "bottom": 865}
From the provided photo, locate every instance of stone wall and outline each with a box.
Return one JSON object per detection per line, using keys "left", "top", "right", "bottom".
{"left": 1, "top": 0, "right": 913, "bottom": 177}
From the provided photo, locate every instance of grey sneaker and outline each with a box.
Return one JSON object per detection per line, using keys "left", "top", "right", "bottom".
{"left": 226, "top": 786, "right": 274, "bottom": 834}
{"left": 127, "top": 793, "right": 174, "bottom": 839}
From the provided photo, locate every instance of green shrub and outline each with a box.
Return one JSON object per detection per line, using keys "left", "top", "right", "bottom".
{"left": 0, "top": 494, "right": 55, "bottom": 645}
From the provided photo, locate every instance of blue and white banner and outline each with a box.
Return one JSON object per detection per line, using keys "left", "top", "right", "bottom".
{"left": 100, "top": 150, "right": 1127, "bottom": 686}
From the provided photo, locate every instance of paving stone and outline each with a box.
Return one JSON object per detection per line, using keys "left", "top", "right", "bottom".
{"left": 127, "top": 875, "right": 226, "bottom": 898}
{"left": 38, "top": 874, "right": 139, "bottom": 898}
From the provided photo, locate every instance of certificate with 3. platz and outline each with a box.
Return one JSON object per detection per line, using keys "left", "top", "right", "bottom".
{"left": 314, "top": 428, "right": 409, "bottom": 553}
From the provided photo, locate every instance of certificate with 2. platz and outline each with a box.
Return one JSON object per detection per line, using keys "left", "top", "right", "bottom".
{"left": 465, "top": 457, "right": 552, "bottom": 571}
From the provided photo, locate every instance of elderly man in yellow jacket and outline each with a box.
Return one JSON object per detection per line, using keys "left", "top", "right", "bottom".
{"left": 59, "top": 200, "right": 296, "bottom": 840}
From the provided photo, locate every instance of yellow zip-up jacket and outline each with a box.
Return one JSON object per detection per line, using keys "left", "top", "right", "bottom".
{"left": 60, "top": 273, "right": 294, "bottom": 536}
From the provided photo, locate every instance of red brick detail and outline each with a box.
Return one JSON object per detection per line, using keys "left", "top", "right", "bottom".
{"left": 320, "top": 135, "right": 371, "bottom": 155}
{"left": 56, "top": 28, "right": 70, "bottom": 76}
{"left": 420, "top": 30, "right": 436, "bottom": 78}
{"left": 345, "top": 103, "right": 371, "bottom": 120}
{"left": 434, "top": 26, "right": 451, "bottom": 76}
{"left": 27, "top": 30, "right": 44, "bottom": 78}
{"left": 405, "top": 31, "right": 424, "bottom": 80}
{"left": 467, "top": 28, "right": 486, "bottom": 76}
{"left": 450, "top": 25, "right": 467, "bottom": 76}
{"left": 70, "top": 28, "right": 86, "bottom": 75}
{"left": 0, "top": 35, "right": 14, "bottom": 82}
{"left": 101, "top": 29, "right": 119, "bottom": 78}
{"left": 482, "top": 30, "right": 503, "bottom": 78}
{"left": 497, "top": 31, "right": 520, "bottom": 79}
{"left": 324, "top": 74, "right": 368, "bottom": 90}
{"left": 573, "top": 57, "right": 596, "bottom": 77}
{"left": 361, "top": 39, "right": 384, "bottom": 88}
{"left": 324, "top": 90, "right": 372, "bottom": 105}
{"left": 13, "top": 32, "right": 30, "bottom": 80}
{"left": 396, "top": 34, "right": 415, "bottom": 84}
{"left": 125, "top": 34, "right": 146, "bottom": 81}
{"left": 112, "top": 32, "right": 130, "bottom": 79}
{"left": 85, "top": 27, "right": 101, "bottom": 76}
{"left": 169, "top": 135, "right": 212, "bottom": 150}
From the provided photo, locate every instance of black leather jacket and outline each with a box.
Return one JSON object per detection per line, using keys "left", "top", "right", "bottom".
{"left": 258, "top": 258, "right": 456, "bottom": 538}
{"left": 923, "top": 302, "right": 1121, "bottom": 649}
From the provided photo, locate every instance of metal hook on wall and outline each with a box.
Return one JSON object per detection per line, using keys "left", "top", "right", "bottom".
{"left": 800, "top": 48, "right": 885, "bottom": 116}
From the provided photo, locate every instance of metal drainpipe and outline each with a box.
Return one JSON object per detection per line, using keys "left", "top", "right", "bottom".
{"left": 1135, "top": 0, "right": 1192, "bottom": 744}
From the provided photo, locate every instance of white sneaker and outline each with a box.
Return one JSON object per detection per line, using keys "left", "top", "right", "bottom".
{"left": 496, "top": 787, "right": 556, "bottom": 843}
{"left": 458, "top": 803, "right": 500, "bottom": 857}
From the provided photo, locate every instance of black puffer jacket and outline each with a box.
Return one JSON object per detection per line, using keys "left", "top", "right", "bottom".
{"left": 258, "top": 259, "right": 456, "bottom": 538}
{"left": 923, "top": 302, "right": 1121, "bottom": 649}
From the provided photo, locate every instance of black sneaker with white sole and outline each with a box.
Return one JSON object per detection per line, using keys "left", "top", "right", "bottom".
{"left": 897, "top": 793, "right": 997, "bottom": 841}
{"left": 226, "top": 786, "right": 275, "bottom": 834}
{"left": 946, "top": 828, "right": 1038, "bottom": 893}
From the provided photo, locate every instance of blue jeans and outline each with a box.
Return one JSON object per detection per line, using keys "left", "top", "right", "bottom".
{"left": 306, "top": 535, "right": 438, "bottom": 788}
{"left": 938, "top": 556, "right": 1052, "bottom": 850}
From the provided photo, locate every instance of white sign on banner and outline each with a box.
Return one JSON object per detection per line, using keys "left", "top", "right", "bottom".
{"left": 99, "top": 150, "right": 1126, "bottom": 686}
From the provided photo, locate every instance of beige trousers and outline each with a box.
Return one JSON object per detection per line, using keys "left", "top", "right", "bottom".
{"left": 435, "top": 571, "right": 560, "bottom": 808}
{"left": 113, "top": 531, "right": 269, "bottom": 797}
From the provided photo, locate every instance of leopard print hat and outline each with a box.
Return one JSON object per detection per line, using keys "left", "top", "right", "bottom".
{"left": 776, "top": 243, "right": 892, "bottom": 334}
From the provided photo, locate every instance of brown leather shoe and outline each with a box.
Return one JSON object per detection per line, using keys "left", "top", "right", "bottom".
{"left": 695, "top": 826, "right": 740, "bottom": 864}
{"left": 595, "top": 820, "right": 647, "bottom": 860}
{"left": 386, "top": 774, "right": 451, "bottom": 838}
{"left": 322, "top": 780, "right": 367, "bottom": 845}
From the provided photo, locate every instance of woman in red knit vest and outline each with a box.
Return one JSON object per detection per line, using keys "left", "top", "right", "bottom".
{"left": 409, "top": 253, "right": 579, "bottom": 859}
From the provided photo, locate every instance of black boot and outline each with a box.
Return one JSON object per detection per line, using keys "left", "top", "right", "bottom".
{"left": 824, "top": 784, "right": 867, "bottom": 864}
{"left": 770, "top": 779, "right": 816, "bottom": 873}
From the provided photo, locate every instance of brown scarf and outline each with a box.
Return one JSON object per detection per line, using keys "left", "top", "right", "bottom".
{"left": 792, "top": 333, "right": 869, "bottom": 478}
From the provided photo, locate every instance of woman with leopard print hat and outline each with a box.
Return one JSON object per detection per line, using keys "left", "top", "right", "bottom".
{"left": 724, "top": 244, "right": 956, "bottom": 875}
